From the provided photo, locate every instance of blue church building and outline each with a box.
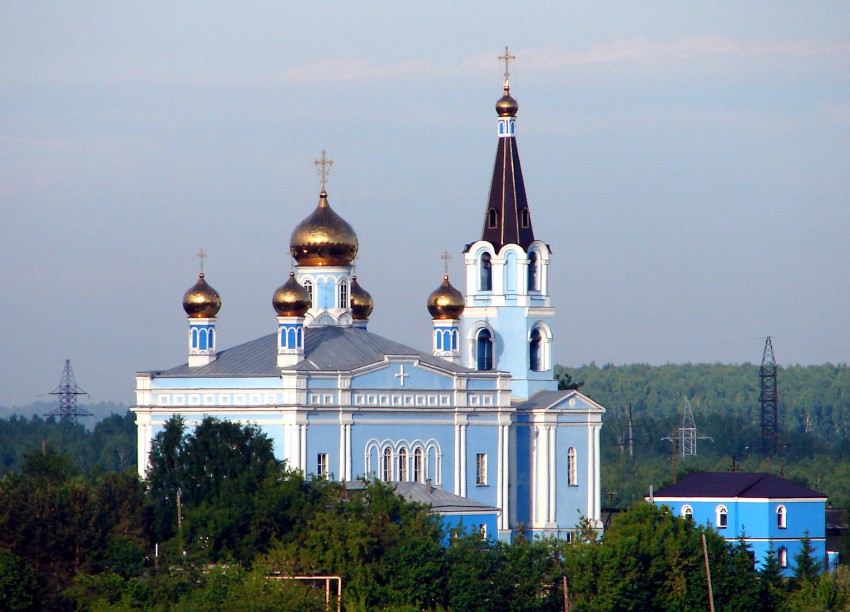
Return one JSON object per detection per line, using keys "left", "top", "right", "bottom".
{"left": 651, "top": 472, "right": 828, "bottom": 576}
{"left": 133, "top": 68, "right": 606, "bottom": 542}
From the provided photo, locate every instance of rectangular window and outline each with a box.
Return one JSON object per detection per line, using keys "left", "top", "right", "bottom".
{"left": 317, "top": 453, "right": 328, "bottom": 478}
{"left": 567, "top": 447, "right": 577, "bottom": 486}
{"left": 476, "top": 453, "right": 487, "bottom": 486}
{"left": 479, "top": 523, "right": 487, "bottom": 539}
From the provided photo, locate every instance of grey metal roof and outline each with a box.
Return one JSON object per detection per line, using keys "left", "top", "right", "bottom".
{"left": 345, "top": 481, "right": 499, "bottom": 514}
{"left": 146, "top": 326, "right": 476, "bottom": 378}
{"left": 515, "top": 390, "right": 573, "bottom": 410}
{"left": 653, "top": 472, "right": 827, "bottom": 500}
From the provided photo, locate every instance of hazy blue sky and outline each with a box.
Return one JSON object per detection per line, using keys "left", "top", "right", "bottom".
{"left": 1, "top": 2, "right": 848, "bottom": 408}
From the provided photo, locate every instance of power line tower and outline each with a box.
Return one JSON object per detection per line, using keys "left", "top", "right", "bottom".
{"left": 679, "top": 397, "right": 711, "bottom": 457}
{"left": 759, "top": 337, "right": 779, "bottom": 455}
{"left": 45, "top": 359, "right": 92, "bottom": 422}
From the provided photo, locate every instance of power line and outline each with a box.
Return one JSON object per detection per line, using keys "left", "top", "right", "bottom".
{"left": 45, "top": 359, "right": 92, "bottom": 423}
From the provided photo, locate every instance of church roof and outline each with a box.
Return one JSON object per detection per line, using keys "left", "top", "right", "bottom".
{"left": 652, "top": 472, "right": 827, "bottom": 500}
{"left": 146, "top": 326, "right": 476, "bottom": 378}
{"left": 479, "top": 135, "right": 535, "bottom": 251}
{"left": 345, "top": 481, "right": 500, "bottom": 515}
{"left": 515, "top": 389, "right": 606, "bottom": 412}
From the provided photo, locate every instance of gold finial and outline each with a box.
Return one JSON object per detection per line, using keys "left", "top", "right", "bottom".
{"left": 314, "top": 149, "right": 334, "bottom": 192}
{"left": 197, "top": 248, "right": 207, "bottom": 275}
{"left": 441, "top": 250, "right": 452, "bottom": 276}
{"left": 499, "top": 46, "right": 516, "bottom": 84}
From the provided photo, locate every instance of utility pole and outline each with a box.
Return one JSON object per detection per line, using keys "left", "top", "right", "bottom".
{"left": 45, "top": 359, "right": 92, "bottom": 422}
{"left": 759, "top": 337, "right": 779, "bottom": 455}
{"left": 628, "top": 403, "right": 634, "bottom": 458}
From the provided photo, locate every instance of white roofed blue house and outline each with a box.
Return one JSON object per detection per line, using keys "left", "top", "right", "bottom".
{"left": 133, "top": 63, "right": 606, "bottom": 542}
{"left": 650, "top": 472, "right": 829, "bottom": 576}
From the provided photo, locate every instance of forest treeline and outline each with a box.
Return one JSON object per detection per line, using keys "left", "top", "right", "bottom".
{"left": 1, "top": 416, "right": 847, "bottom": 610}
{"left": 556, "top": 363, "right": 850, "bottom": 506}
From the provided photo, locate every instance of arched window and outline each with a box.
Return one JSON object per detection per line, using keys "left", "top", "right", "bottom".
{"left": 382, "top": 447, "right": 392, "bottom": 482}
{"left": 777, "top": 505, "right": 787, "bottom": 529}
{"left": 338, "top": 279, "right": 348, "bottom": 309}
{"left": 567, "top": 447, "right": 577, "bottom": 485}
{"left": 487, "top": 208, "right": 498, "bottom": 229}
{"left": 681, "top": 505, "right": 693, "bottom": 520}
{"left": 413, "top": 448, "right": 424, "bottom": 482}
{"left": 398, "top": 447, "right": 408, "bottom": 481}
{"left": 527, "top": 251, "right": 538, "bottom": 291}
{"left": 208, "top": 328, "right": 215, "bottom": 349}
{"left": 529, "top": 328, "right": 542, "bottom": 371}
{"left": 477, "top": 329, "right": 493, "bottom": 371}
{"left": 716, "top": 505, "right": 728, "bottom": 529}
{"left": 480, "top": 253, "right": 492, "bottom": 290}
{"left": 302, "top": 279, "right": 313, "bottom": 305}
{"left": 521, "top": 208, "right": 530, "bottom": 228}
{"left": 778, "top": 546, "right": 788, "bottom": 568}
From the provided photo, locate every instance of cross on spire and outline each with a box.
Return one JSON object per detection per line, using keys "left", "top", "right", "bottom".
{"left": 441, "top": 250, "right": 452, "bottom": 276}
{"left": 499, "top": 46, "right": 516, "bottom": 83}
{"left": 314, "top": 149, "right": 333, "bottom": 192}
{"left": 197, "top": 248, "right": 207, "bottom": 274}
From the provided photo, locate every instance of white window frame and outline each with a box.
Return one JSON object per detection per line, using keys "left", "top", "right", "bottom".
{"left": 398, "top": 447, "right": 408, "bottom": 481}
{"left": 476, "top": 453, "right": 487, "bottom": 486}
{"left": 567, "top": 447, "right": 577, "bottom": 486}
{"left": 681, "top": 505, "right": 693, "bottom": 519}
{"left": 716, "top": 505, "right": 728, "bottom": 529}
{"left": 382, "top": 447, "right": 392, "bottom": 482}
{"left": 317, "top": 453, "right": 328, "bottom": 478}
{"left": 778, "top": 546, "right": 788, "bottom": 568}
{"left": 777, "top": 505, "right": 787, "bottom": 529}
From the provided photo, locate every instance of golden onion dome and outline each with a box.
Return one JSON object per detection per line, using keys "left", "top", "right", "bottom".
{"left": 427, "top": 275, "right": 465, "bottom": 320}
{"left": 272, "top": 272, "right": 312, "bottom": 317}
{"left": 350, "top": 276, "right": 374, "bottom": 320}
{"left": 495, "top": 81, "right": 518, "bottom": 117}
{"left": 290, "top": 190, "right": 358, "bottom": 266}
{"left": 183, "top": 273, "right": 222, "bottom": 318}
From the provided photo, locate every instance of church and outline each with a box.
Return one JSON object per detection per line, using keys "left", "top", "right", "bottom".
{"left": 133, "top": 64, "right": 606, "bottom": 542}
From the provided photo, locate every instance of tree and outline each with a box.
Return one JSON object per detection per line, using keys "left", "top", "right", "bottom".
{"left": 792, "top": 531, "right": 821, "bottom": 585}
{"left": 0, "top": 548, "right": 35, "bottom": 611}
{"left": 757, "top": 546, "right": 787, "bottom": 610}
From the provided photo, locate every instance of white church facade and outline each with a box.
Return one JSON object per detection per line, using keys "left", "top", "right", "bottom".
{"left": 133, "top": 70, "right": 606, "bottom": 541}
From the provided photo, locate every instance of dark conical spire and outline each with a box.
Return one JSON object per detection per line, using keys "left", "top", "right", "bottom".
{"left": 480, "top": 80, "right": 535, "bottom": 251}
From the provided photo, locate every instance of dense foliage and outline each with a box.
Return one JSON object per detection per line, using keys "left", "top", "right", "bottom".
{"left": 0, "top": 415, "right": 848, "bottom": 609}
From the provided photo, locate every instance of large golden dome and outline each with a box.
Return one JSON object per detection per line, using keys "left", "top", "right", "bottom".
{"left": 273, "top": 272, "right": 312, "bottom": 317}
{"left": 496, "top": 81, "right": 518, "bottom": 117}
{"left": 183, "top": 273, "right": 222, "bottom": 318}
{"left": 427, "top": 275, "right": 465, "bottom": 320}
{"left": 290, "top": 190, "right": 358, "bottom": 266}
{"left": 350, "top": 276, "right": 374, "bottom": 320}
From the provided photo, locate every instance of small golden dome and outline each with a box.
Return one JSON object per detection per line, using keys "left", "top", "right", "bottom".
{"left": 290, "top": 190, "right": 358, "bottom": 266}
{"left": 496, "top": 81, "right": 518, "bottom": 117}
{"left": 350, "top": 276, "right": 374, "bottom": 320}
{"left": 273, "top": 272, "right": 312, "bottom": 317}
{"left": 427, "top": 275, "right": 465, "bottom": 320}
{"left": 183, "top": 273, "right": 222, "bottom": 318}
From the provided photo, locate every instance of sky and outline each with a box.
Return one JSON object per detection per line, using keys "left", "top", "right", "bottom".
{"left": 1, "top": 2, "right": 849, "bottom": 408}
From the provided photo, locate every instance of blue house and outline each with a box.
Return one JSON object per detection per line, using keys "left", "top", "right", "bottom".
{"left": 132, "top": 67, "right": 606, "bottom": 542}
{"left": 651, "top": 472, "right": 827, "bottom": 576}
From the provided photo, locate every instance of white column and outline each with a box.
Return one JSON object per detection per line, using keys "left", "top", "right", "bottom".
{"left": 594, "top": 425, "right": 602, "bottom": 525}
{"left": 299, "top": 424, "right": 307, "bottom": 473}
{"left": 586, "top": 425, "right": 596, "bottom": 523}
{"left": 345, "top": 423, "right": 352, "bottom": 480}
{"left": 459, "top": 424, "right": 467, "bottom": 497}
{"left": 454, "top": 423, "right": 461, "bottom": 495}
{"left": 548, "top": 425, "right": 556, "bottom": 525}
{"left": 499, "top": 422, "right": 511, "bottom": 530}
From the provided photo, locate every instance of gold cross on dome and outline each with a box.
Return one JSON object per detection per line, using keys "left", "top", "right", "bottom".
{"left": 197, "top": 248, "right": 207, "bottom": 274}
{"left": 499, "top": 46, "right": 516, "bottom": 82}
{"left": 441, "top": 250, "right": 452, "bottom": 276}
{"left": 314, "top": 149, "right": 333, "bottom": 191}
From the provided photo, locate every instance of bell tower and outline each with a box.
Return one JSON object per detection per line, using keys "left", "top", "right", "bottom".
{"left": 461, "top": 52, "right": 556, "bottom": 400}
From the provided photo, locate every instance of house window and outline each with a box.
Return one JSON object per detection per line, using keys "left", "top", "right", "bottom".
{"left": 479, "top": 523, "right": 487, "bottom": 539}
{"left": 302, "top": 279, "right": 313, "bottom": 305}
{"left": 338, "top": 279, "right": 348, "bottom": 309}
{"left": 778, "top": 546, "right": 788, "bottom": 568}
{"left": 567, "top": 447, "right": 577, "bottom": 486}
{"left": 476, "top": 453, "right": 487, "bottom": 486}
{"left": 487, "top": 208, "right": 498, "bottom": 229}
{"left": 413, "top": 448, "right": 423, "bottom": 482}
{"left": 317, "top": 453, "right": 328, "bottom": 478}
{"left": 681, "top": 505, "right": 693, "bottom": 520}
{"left": 527, "top": 251, "right": 538, "bottom": 291}
{"left": 520, "top": 208, "right": 530, "bottom": 228}
{"left": 777, "top": 505, "right": 787, "bottom": 529}
{"left": 398, "top": 447, "right": 408, "bottom": 481}
{"left": 382, "top": 447, "right": 392, "bottom": 482}
{"left": 716, "top": 505, "right": 728, "bottom": 529}
{"left": 480, "top": 253, "right": 492, "bottom": 290}
{"left": 529, "top": 328, "right": 542, "bottom": 371}
{"left": 476, "top": 329, "right": 493, "bottom": 371}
